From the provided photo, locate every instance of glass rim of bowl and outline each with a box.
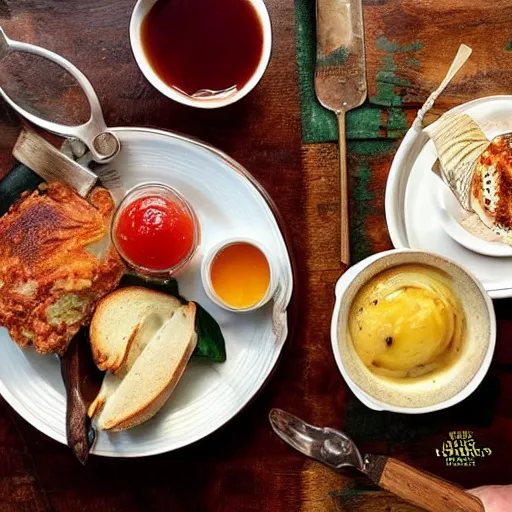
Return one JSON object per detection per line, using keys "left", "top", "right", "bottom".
{"left": 200, "top": 236, "right": 277, "bottom": 313}
{"left": 111, "top": 182, "right": 201, "bottom": 277}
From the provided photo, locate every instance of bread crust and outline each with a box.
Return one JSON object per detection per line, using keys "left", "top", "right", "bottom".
{"left": 90, "top": 286, "right": 180, "bottom": 371}
{"left": 472, "top": 134, "right": 512, "bottom": 233}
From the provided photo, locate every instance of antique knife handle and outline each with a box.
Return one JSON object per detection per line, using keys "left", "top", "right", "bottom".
{"left": 363, "top": 455, "right": 484, "bottom": 512}
{"left": 59, "top": 331, "right": 95, "bottom": 465}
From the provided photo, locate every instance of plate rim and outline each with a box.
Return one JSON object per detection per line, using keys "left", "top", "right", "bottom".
{"left": 0, "top": 126, "right": 297, "bottom": 457}
{"left": 385, "top": 94, "right": 512, "bottom": 299}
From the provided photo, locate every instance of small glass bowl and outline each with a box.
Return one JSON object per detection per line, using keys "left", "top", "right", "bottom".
{"left": 201, "top": 237, "right": 277, "bottom": 313}
{"left": 111, "top": 182, "right": 200, "bottom": 277}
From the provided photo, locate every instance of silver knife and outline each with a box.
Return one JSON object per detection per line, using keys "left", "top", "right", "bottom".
{"left": 13, "top": 127, "right": 98, "bottom": 197}
{"left": 269, "top": 409, "right": 484, "bottom": 512}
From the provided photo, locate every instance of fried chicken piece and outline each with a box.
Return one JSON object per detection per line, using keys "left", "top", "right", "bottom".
{"left": 0, "top": 182, "right": 124, "bottom": 354}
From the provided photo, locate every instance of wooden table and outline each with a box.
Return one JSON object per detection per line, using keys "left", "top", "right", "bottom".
{"left": 0, "top": 1, "right": 511, "bottom": 510}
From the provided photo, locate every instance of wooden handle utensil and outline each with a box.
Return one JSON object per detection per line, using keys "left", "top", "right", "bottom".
{"left": 314, "top": 0, "right": 367, "bottom": 267}
{"left": 337, "top": 112, "right": 350, "bottom": 266}
{"left": 364, "top": 455, "right": 484, "bottom": 512}
{"left": 270, "top": 410, "right": 484, "bottom": 512}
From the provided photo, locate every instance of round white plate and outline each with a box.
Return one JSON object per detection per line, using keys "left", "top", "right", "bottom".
{"left": 0, "top": 128, "right": 294, "bottom": 457}
{"left": 385, "top": 95, "right": 512, "bottom": 299}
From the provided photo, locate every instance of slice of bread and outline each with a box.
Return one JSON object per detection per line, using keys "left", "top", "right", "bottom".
{"left": 116, "top": 312, "right": 164, "bottom": 379}
{"left": 90, "top": 286, "right": 181, "bottom": 372}
{"left": 89, "top": 303, "right": 197, "bottom": 431}
{"left": 88, "top": 311, "right": 165, "bottom": 419}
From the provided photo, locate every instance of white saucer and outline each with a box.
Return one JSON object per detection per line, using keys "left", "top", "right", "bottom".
{"left": 0, "top": 128, "right": 294, "bottom": 457}
{"left": 386, "top": 95, "right": 512, "bottom": 299}
{"left": 439, "top": 184, "right": 512, "bottom": 258}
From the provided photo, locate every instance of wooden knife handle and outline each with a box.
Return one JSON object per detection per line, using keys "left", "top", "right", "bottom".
{"left": 337, "top": 111, "right": 350, "bottom": 267}
{"left": 363, "top": 455, "right": 484, "bottom": 512}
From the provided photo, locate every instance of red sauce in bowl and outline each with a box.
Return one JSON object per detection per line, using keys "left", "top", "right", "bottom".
{"left": 115, "top": 194, "right": 196, "bottom": 272}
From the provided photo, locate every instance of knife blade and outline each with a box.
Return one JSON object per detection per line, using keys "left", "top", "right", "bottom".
{"left": 269, "top": 409, "right": 364, "bottom": 469}
{"left": 13, "top": 126, "right": 98, "bottom": 197}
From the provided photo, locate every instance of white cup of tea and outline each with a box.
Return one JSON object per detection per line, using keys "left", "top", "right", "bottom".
{"left": 130, "top": 0, "right": 272, "bottom": 108}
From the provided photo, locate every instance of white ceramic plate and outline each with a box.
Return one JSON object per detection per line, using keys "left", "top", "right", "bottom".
{"left": 385, "top": 95, "right": 512, "bottom": 299}
{"left": 0, "top": 128, "right": 293, "bottom": 457}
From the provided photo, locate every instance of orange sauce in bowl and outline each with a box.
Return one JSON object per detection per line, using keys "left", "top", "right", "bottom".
{"left": 210, "top": 242, "right": 270, "bottom": 309}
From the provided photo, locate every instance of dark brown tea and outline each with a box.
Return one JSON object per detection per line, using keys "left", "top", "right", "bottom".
{"left": 141, "top": 0, "right": 264, "bottom": 97}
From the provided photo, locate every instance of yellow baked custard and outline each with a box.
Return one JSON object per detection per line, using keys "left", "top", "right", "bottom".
{"left": 348, "top": 264, "right": 465, "bottom": 379}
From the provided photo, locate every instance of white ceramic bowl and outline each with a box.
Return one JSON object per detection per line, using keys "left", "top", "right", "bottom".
{"left": 130, "top": 0, "right": 272, "bottom": 108}
{"left": 331, "top": 249, "right": 496, "bottom": 414}
{"left": 201, "top": 237, "right": 277, "bottom": 313}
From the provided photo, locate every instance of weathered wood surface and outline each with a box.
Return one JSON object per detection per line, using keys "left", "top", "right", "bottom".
{"left": 0, "top": 0, "right": 511, "bottom": 511}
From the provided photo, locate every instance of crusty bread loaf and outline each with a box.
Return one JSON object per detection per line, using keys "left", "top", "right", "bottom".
{"left": 89, "top": 302, "right": 197, "bottom": 431}
{"left": 90, "top": 287, "right": 181, "bottom": 373}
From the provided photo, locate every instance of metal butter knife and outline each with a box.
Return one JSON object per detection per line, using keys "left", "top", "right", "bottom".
{"left": 269, "top": 409, "right": 484, "bottom": 512}
{"left": 314, "top": 0, "right": 367, "bottom": 266}
{"left": 13, "top": 127, "right": 98, "bottom": 197}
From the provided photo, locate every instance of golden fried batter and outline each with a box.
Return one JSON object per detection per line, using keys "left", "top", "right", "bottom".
{"left": 473, "top": 134, "right": 512, "bottom": 232}
{"left": 0, "top": 182, "right": 124, "bottom": 354}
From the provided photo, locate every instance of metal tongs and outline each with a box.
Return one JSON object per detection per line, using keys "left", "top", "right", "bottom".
{"left": 0, "top": 28, "right": 120, "bottom": 164}
{"left": 270, "top": 409, "right": 484, "bottom": 512}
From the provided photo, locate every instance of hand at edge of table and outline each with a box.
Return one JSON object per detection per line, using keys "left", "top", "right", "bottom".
{"left": 469, "top": 485, "right": 512, "bottom": 511}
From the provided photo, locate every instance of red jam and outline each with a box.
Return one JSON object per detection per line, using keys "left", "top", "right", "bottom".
{"left": 115, "top": 195, "right": 195, "bottom": 271}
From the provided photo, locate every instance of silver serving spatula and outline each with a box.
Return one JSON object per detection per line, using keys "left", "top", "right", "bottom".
{"left": 314, "top": 0, "right": 367, "bottom": 267}
{"left": 269, "top": 409, "right": 484, "bottom": 512}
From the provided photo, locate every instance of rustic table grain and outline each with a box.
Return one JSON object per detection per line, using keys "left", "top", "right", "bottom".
{"left": 0, "top": 1, "right": 511, "bottom": 511}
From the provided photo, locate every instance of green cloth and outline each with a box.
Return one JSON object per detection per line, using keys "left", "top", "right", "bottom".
{"left": 294, "top": 0, "right": 420, "bottom": 143}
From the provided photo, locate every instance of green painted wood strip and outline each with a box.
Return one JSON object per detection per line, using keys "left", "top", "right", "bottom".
{"left": 294, "top": 0, "right": 422, "bottom": 143}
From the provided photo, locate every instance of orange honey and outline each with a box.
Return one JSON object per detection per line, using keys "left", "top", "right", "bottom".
{"left": 210, "top": 242, "right": 270, "bottom": 309}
